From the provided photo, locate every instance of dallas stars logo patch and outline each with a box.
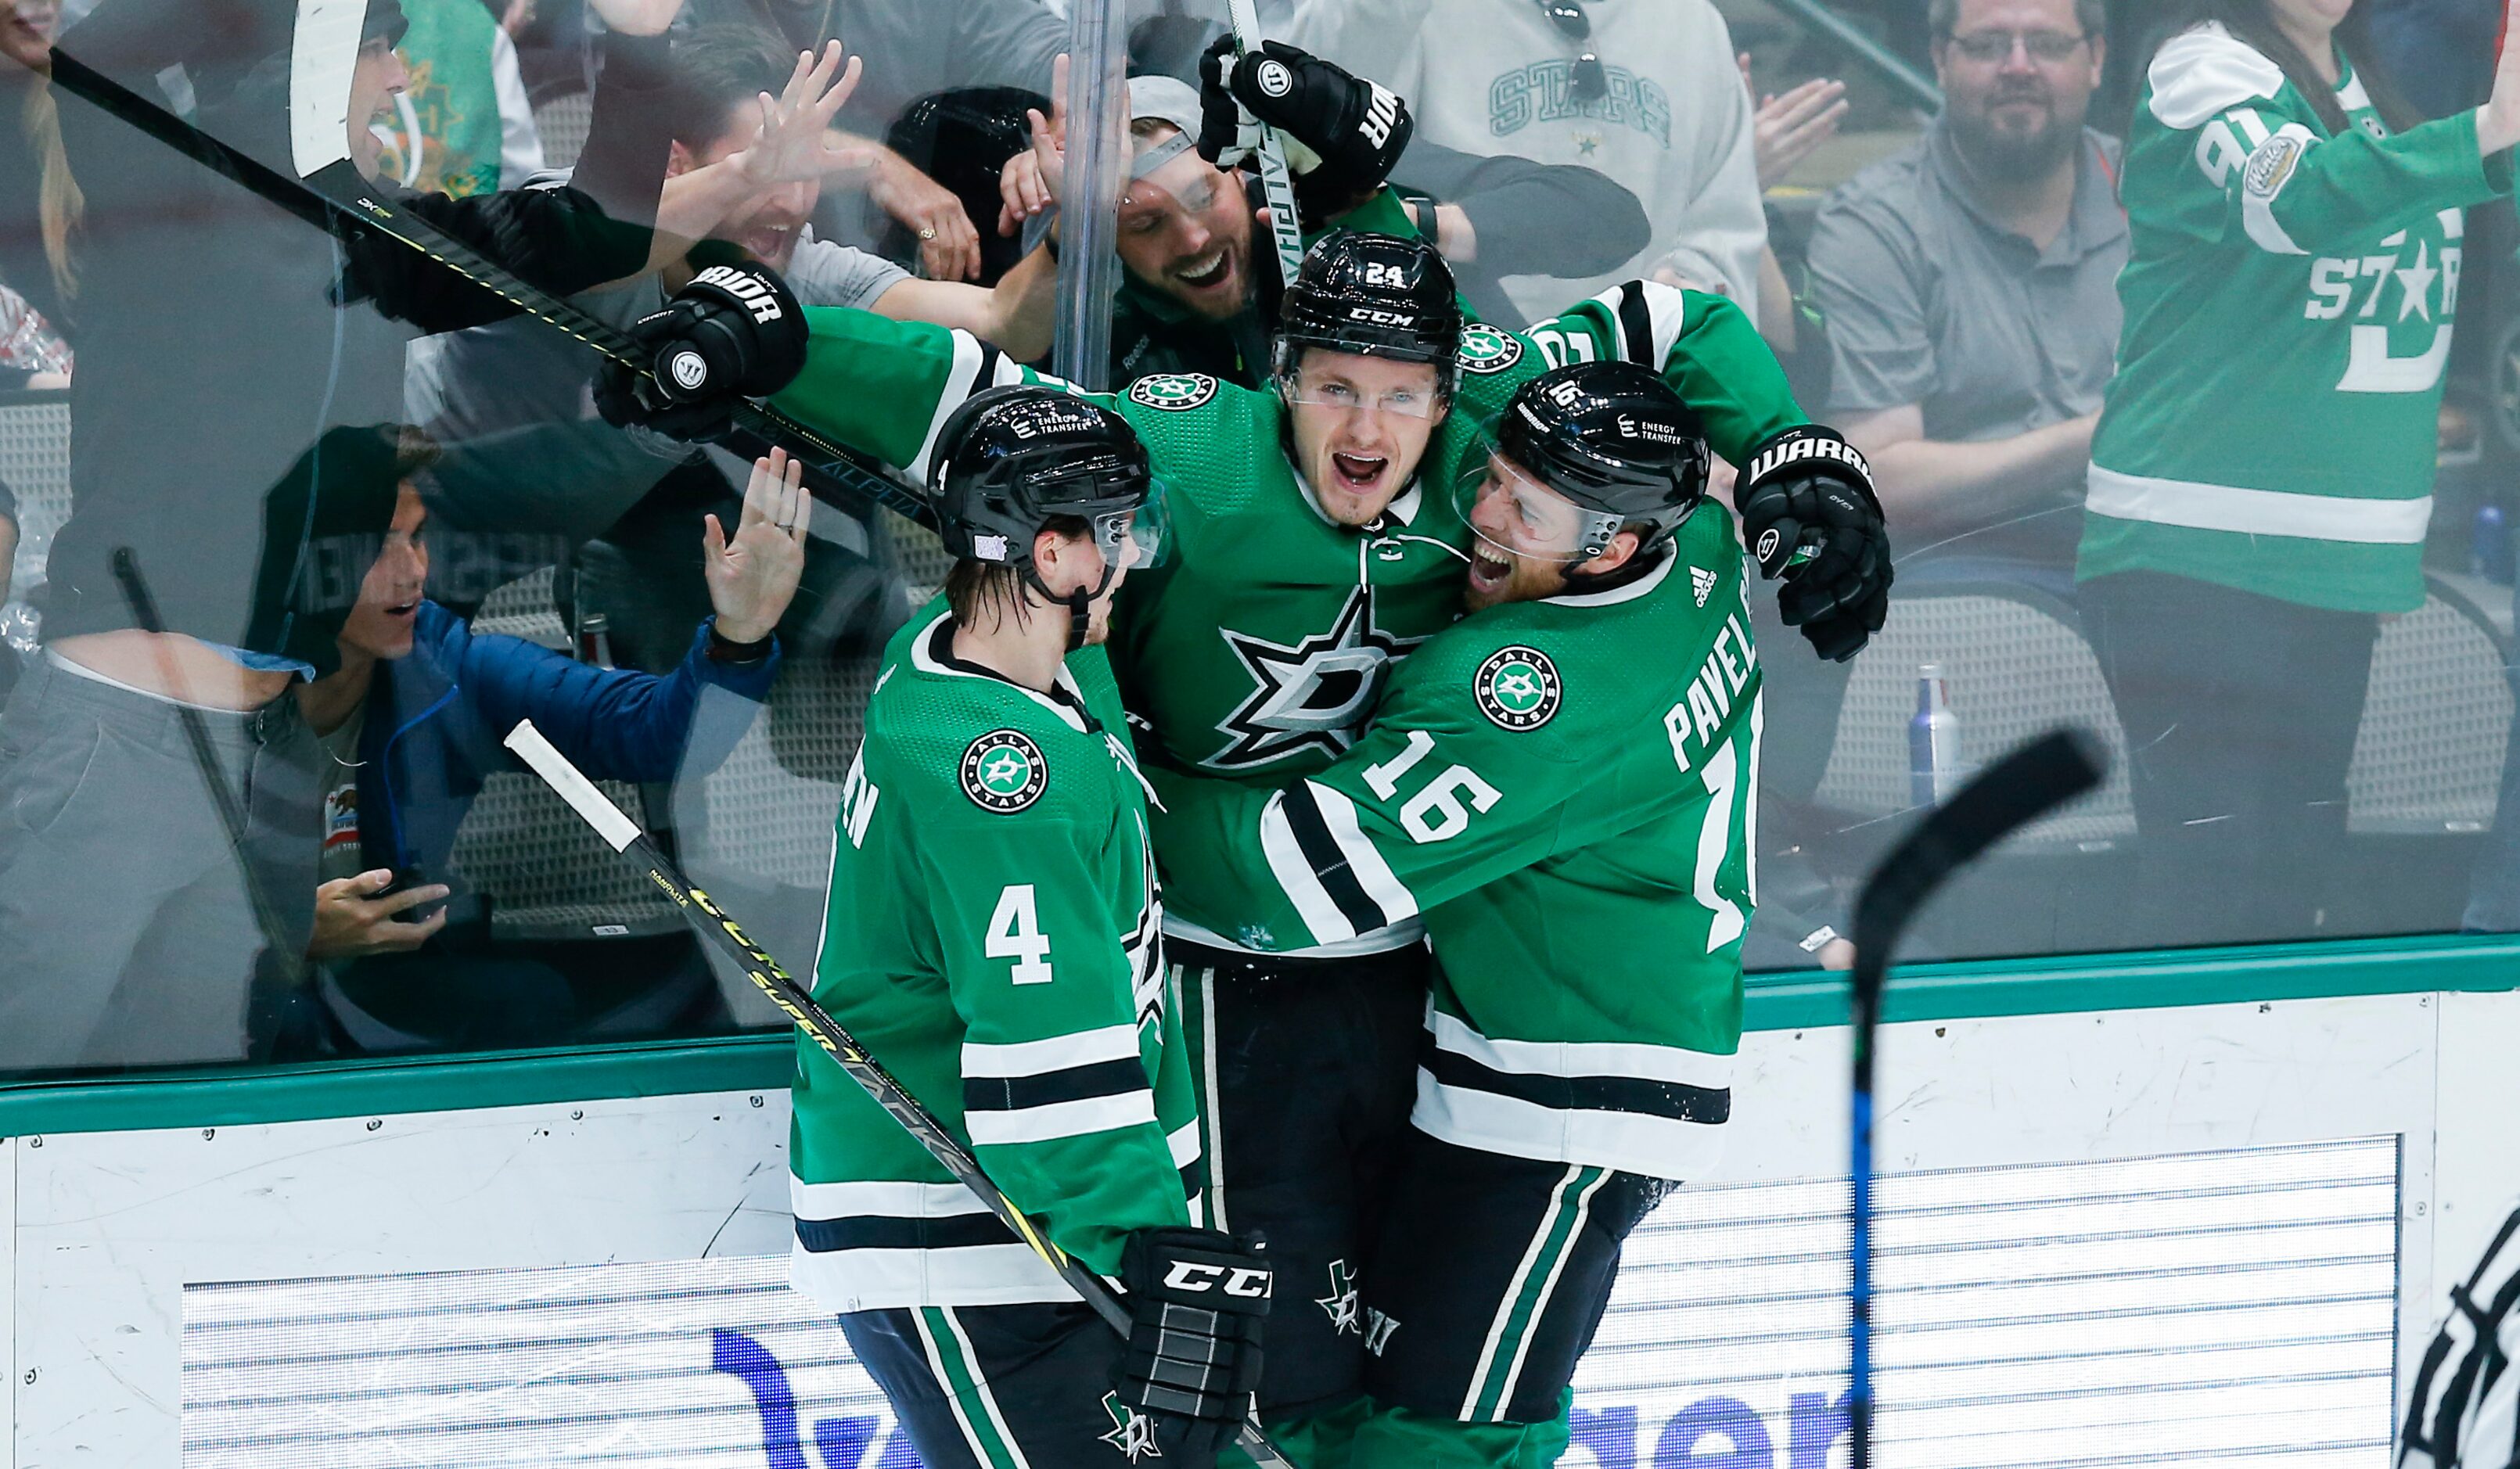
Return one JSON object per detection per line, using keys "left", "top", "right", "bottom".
{"left": 1456, "top": 324, "right": 1524, "bottom": 376}
{"left": 1691, "top": 566, "right": 1718, "bottom": 608}
{"left": 1126, "top": 373, "right": 1218, "bottom": 413}
{"left": 1318, "top": 1259, "right": 1363, "bottom": 1337}
{"left": 1212, "top": 587, "right": 1422, "bottom": 769}
{"left": 960, "top": 730, "right": 1048, "bottom": 813}
{"left": 1475, "top": 645, "right": 1562, "bottom": 731}
{"left": 1100, "top": 1390, "right": 1163, "bottom": 1460}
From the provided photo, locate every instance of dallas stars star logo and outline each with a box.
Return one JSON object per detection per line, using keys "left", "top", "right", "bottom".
{"left": 1210, "top": 588, "right": 1422, "bottom": 770}
{"left": 1318, "top": 1259, "right": 1363, "bottom": 1337}
{"left": 959, "top": 730, "right": 1048, "bottom": 812}
{"left": 1100, "top": 1390, "right": 1163, "bottom": 1460}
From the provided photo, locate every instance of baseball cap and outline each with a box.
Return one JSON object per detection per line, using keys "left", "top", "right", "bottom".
{"left": 1126, "top": 74, "right": 1204, "bottom": 180}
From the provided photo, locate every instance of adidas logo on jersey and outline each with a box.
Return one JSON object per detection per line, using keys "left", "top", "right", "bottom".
{"left": 1691, "top": 566, "right": 1717, "bottom": 608}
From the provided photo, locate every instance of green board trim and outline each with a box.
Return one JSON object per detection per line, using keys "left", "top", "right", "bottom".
{"left": 2, "top": 934, "right": 2514, "bottom": 1137}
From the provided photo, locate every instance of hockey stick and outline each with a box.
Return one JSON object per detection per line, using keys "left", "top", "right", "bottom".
{"left": 44, "top": 48, "right": 937, "bottom": 533}
{"left": 500, "top": 720, "right": 1298, "bottom": 1469}
{"left": 1224, "top": 0, "right": 1307, "bottom": 290}
{"left": 1845, "top": 728, "right": 2104, "bottom": 1469}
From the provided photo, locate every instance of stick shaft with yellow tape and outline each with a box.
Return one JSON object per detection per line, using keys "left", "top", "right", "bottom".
{"left": 499, "top": 720, "right": 1297, "bottom": 1469}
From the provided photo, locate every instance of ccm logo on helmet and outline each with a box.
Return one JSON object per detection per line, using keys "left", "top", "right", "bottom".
{"left": 1347, "top": 307, "right": 1415, "bottom": 326}
{"left": 1163, "top": 1262, "right": 1274, "bottom": 1297}
{"left": 1745, "top": 430, "right": 1871, "bottom": 484}
{"left": 692, "top": 264, "right": 788, "bottom": 328}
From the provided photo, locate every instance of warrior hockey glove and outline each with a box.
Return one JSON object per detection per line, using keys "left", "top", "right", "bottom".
{"left": 1197, "top": 36, "right": 1411, "bottom": 217}
{"left": 1114, "top": 1227, "right": 1271, "bottom": 1466}
{"left": 1736, "top": 426, "right": 1894, "bottom": 662}
{"left": 594, "top": 261, "right": 807, "bottom": 443}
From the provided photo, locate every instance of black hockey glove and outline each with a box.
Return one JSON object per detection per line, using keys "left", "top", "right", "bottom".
{"left": 594, "top": 261, "right": 808, "bottom": 444}
{"left": 1197, "top": 35, "right": 1411, "bottom": 217}
{"left": 1113, "top": 1227, "right": 1271, "bottom": 1467}
{"left": 1736, "top": 426, "right": 1893, "bottom": 662}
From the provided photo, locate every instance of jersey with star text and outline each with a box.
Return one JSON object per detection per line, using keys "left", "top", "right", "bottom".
{"left": 767, "top": 269, "right": 1804, "bottom": 957}
{"left": 1145, "top": 504, "right": 1760, "bottom": 1180}
{"left": 790, "top": 600, "right": 1200, "bottom": 1314}
{"left": 2080, "top": 23, "right": 2514, "bottom": 612}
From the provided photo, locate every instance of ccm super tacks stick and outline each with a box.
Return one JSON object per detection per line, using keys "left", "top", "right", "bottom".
{"left": 501, "top": 720, "right": 1298, "bottom": 1469}
{"left": 1846, "top": 729, "right": 2104, "bottom": 1469}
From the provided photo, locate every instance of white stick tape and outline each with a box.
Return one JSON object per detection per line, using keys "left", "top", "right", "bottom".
{"left": 501, "top": 719, "right": 643, "bottom": 853}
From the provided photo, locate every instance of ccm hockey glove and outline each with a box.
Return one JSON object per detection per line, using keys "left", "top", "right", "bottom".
{"left": 1737, "top": 426, "right": 1893, "bottom": 662}
{"left": 1113, "top": 1227, "right": 1271, "bottom": 1466}
{"left": 594, "top": 261, "right": 807, "bottom": 443}
{"left": 1196, "top": 36, "right": 1411, "bottom": 217}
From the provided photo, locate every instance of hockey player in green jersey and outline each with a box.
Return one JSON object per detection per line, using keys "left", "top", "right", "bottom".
{"left": 2076, "top": 0, "right": 2520, "bottom": 947}
{"left": 1144, "top": 361, "right": 1764, "bottom": 1469}
{"left": 598, "top": 242, "right": 1886, "bottom": 1460}
{"left": 789, "top": 385, "right": 1272, "bottom": 1469}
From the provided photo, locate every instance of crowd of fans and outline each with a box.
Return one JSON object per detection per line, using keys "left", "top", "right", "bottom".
{"left": 0, "top": 0, "right": 2511, "bottom": 1075}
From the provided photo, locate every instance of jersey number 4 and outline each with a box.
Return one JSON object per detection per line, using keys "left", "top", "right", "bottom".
{"left": 987, "top": 885, "right": 1055, "bottom": 986}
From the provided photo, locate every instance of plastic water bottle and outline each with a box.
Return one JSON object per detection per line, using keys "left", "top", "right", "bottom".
{"left": 1910, "top": 665, "right": 1962, "bottom": 808}
{"left": 2474, "top": 503, "right": 2514, "bottom": 585}
{"left": 576, "top": 612, "right": 616, "bottom": 669}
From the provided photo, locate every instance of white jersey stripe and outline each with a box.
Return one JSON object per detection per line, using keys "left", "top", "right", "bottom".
{"left": 907, "top": 330, "right": 985, "bottom": 484}
{"left": 2087, "top": 464, "right": 2433, "bottom": 544}
{"left": 1428, "top": 1004, "right": 1735, "bottom": 1090}
{"left": 1260, "top": 789, "right": 1361, "bottom": 943}
{"left": 1308, "top": 781, "right": 1420, "bottom": 926}
{"left": 961, "top": 1023, "right": 1142, "bottom": 1078}
{"left": 1413, "top": 1071, "right": 1727, "bottom": 1182}
{"left": 965, "top": 1090, "right": 1156, "bottom": 1146}
{"left": 791, "top": 1176, "right": 996, "bottom": 1221}
{"left": 1169, "top": 1117, "right": 1202, "bottom": 1171}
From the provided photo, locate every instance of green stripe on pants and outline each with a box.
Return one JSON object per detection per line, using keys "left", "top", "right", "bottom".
{"left": 1467, "top": 1166, "right": 1606, "bottom": 1422}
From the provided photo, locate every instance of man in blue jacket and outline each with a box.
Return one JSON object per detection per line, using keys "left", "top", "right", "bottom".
{"left": 294, "top": 449, "right": 809, "bottom": 1052}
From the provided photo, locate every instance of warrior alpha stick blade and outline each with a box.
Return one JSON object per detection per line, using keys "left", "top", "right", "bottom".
{"left": 501, "top": 721, "right": 1300, "bottom": 1469}
{"left": 1845, "top": 728, "right": 2104, "bottom": 1469}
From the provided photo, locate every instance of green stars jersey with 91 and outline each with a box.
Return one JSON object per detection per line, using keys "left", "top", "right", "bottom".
{"left": 2079, "top": 22, "right": 2516, "bottom": 613}
{"left": 790, "top": 600, "right": 1200, "bottom": 1313}
{"left": 766, "top": 251, "right": 1805, "bottom": 958}
{"left": 1144, "top": 504, "right": 1762, "bottom": 1181}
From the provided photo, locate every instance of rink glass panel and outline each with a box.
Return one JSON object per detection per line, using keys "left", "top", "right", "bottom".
{"left": 0, "top": 0, "right": 2511, "bottom": 1130}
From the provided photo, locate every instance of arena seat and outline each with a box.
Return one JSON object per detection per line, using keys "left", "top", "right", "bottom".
{"left": 0, "top": 392, "right": 73, "bottom": 639}
{"left": 531, "top": 89, "right": 593, "bottom": 173}
{"left": 1814, "top": 582, "right": 2135, "bottom": 849}
{"left": 2347, "top": 577, "right": 2514, "bottom": 835}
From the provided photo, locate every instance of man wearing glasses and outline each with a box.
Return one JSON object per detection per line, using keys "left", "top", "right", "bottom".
{"left": 1287, "top": 0, "right": 1767, "bottom": 325}
{"left": 1806, "top": 0, "right": 2123, "bottom": 576}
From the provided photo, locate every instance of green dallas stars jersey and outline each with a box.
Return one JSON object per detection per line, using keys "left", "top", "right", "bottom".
{"left": 1144, "top": 507, "right": 1761, "bottom": 1180}
{"left": 2080, "top": 23, "right": 2515, "bottom": 613}
{"left": 791, "top": 600, "right": 1199, "bottom": 1313}
{"left": 767, "top": 278, "right": 1803, "bottom": 957}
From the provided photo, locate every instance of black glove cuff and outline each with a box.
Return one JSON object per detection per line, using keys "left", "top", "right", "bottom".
{"left": 1122, "top": 1227, "right": 1274, "bottom": 1316}
{"left": 1741, "top": 425, "right": 1879, "bottom": 510}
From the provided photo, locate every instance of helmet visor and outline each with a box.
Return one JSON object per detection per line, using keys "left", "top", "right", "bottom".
{"left": 1454, "top": 449, "right": 1627, "bottom": 566}
{"left": 1087, "top": 476, "right": 1172, "bottom": 573}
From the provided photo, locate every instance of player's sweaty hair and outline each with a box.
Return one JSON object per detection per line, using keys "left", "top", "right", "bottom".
{"left": 943, "top": 514, "right": 1094, "bottom": 632}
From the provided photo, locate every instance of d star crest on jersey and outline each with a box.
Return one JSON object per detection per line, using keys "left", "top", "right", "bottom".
{"left": 1476, "top": 645, "right": 1563, "bottom": 730}
{"left": 1211, "top": 587, "right": 1424, "bottom": 768}
{"left": 959, "top": 730, "right": 1048, "bottom": 812}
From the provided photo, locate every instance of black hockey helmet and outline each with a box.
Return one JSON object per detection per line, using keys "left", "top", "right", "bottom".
{"left": 1272, "top": 231, "right": 1464, "bottom": 397}
{"left": 1465, "top": 361, "right": 1709, "bottom": 563}
{"left": 929, "top": 386, "right": 1165, "bottom": 639}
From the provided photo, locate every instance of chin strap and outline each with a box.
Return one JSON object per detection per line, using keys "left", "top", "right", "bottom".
{"left": 1025, "top": 562, "right": 1123, "bottom": 652}
{"left": 1562, "top": 539, "right": 1673, "bottom": 596}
